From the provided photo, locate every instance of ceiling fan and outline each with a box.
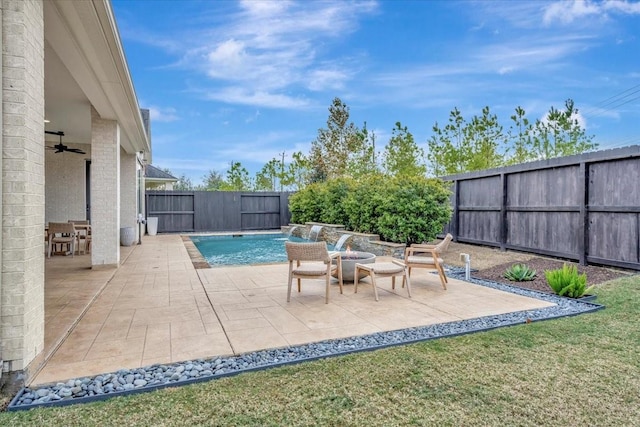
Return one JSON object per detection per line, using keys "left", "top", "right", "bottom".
{"left": 45, "top": 130, "right": 86, "bottom": 154}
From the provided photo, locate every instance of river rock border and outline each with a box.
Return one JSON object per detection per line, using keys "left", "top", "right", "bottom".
{"left": 8, "top": 267, "right": 603, "bottom": 411}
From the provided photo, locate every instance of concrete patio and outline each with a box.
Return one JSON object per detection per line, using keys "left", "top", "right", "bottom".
{"left": 32, "top": 234, "right": 554, "bottom": 386}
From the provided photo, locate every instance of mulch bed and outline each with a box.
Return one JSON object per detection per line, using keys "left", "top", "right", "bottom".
{"left": 472, "top": 257, "right": 631, "bottom": 294}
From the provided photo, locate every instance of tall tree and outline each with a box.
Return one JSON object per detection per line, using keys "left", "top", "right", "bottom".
{"left": 462, "top": 106, "right": 506, "bottom": 171}
{"left": 427, "top": 100, "right": 595, "bottom": 175}
{"left": 285, "top": 151, "right": 311, "bottom": 191}
{"left": 254, "top": 158, "right": 279, "bottom": 191}
{"left": 173, "top": 174, "right": 194, "bottom": 191}
{"left": 201, "top": 170, "right": 224, "bottom": 191}
{"left": 347, "top": 122, "right": 379, "bottom": 178}
{"left": 220, "top": 161, "right": 251, "bottom": 191}
{"left": 507, "top": 106, "right": 534, "bottom": 165}
{"left": 531, "top": 99, "right": 597, "bottom": 160}
{"left": 308, "top": 97, "right": 363, "bottom": 181}
{"left": 383, "top": 122, "right": 426, "bottom": 177}
{"left": 427, "top": 107, "right": 469, "bottom": 176}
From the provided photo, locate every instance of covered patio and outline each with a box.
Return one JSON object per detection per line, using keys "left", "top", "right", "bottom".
{"left": 31, "top": 235, "right": 555, "bottom": 386}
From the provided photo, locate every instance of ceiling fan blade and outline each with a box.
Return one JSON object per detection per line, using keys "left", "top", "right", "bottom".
{"left": 44, "top": 130, "right": 86, "bottom": 154}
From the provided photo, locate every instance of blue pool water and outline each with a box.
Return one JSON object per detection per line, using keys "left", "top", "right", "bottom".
{"left": 191, "top": 233, "right": 335, "bottom": 266}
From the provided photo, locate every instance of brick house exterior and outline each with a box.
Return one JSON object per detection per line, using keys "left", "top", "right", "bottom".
{"left": 0, "top": 0, "right": 150, "bottom": 392}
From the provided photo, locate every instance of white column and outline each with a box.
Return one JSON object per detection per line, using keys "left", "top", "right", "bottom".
{"left": 1, "top": 0, "right": 45, "bottom": 382}
{"left": 120, "top": 150, "right": 137, "bottom": 230}
{"left": 90, "top": 106, "right": 120, "bottom": 267}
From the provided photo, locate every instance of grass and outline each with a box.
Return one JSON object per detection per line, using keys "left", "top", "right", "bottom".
{"left": 2, "top": 275, "right": 639, "bottom": 426}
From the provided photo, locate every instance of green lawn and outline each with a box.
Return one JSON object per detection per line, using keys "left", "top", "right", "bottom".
{"left": 2, "top": 276, "right": 639, "bottom": 426}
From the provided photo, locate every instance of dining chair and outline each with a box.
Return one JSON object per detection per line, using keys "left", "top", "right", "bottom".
{"left": 69, "top": 220, "right": 91, "bottom": 254}
{"left": 47, "top": 222, "right": 77, "bottom": 258}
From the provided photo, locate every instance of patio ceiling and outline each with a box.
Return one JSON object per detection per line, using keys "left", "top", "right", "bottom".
{"left": 43, "top": 0, "right": 150, "bottom": 158}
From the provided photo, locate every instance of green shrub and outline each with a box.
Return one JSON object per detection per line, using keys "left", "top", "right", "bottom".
{"left": 374, "top": 176, "right": 451, "bottom": 244}
{"left": 544, "top": 264, "right": 593, "bottom": 298}
{"left": 504, "top": 264, "right": 537, "bottom": 282}
{"left": 288, "top": 175, "right": 452, "bottom": 245}
{"left": 342, "top": 174, "right": 386, "bottom": 233}
{"left": 289, "top": 183, "right": 323, "bottom": 224}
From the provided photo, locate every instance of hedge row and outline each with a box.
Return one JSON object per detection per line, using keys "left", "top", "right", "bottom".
{"left": 288, "top": 175, "right": 452, "bottom": 245}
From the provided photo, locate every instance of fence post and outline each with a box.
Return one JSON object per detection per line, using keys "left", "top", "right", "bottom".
{"left": 500, "top": 173, "right": 507, "bottom": 251}
{"left": 451, "top": 180, "right": 459, "bottom": 241}
{"left": 578, "top": 162, "right": 588, "bottom": 265}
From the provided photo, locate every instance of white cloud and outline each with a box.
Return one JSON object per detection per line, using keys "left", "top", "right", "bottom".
{"left": 543, "top": 0, "right": 602, "bottom": 25}
{"left": 206, "top": 87, "right": 310, "bottom": 109}
{"left": 474, "top": 34, "right": 595, "bottom": 74}
{"left": 307, "top": 69, "right": 350, "bottom": 91}
{"left": 180, "top": 1, "right": 378, "bottom": 108}
{"left": 603, "top": 0, "right": 640, "bottom": 14}
{"left": 148, "top": 106, "right": 180, "bottom": 122}
{"left": 543, "top": 0, "right": 640, "bottom": 25}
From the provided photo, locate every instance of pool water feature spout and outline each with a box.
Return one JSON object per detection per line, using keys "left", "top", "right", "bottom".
{"left": 334, "top": 234, "right": 352, "bottom": 251}
{"left": 308, "top": 225, "right": 324, "bottom": 241}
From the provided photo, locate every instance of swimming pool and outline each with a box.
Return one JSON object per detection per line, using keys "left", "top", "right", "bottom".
{"left": 191, "top": 233, "right": 335, "bottom": 266}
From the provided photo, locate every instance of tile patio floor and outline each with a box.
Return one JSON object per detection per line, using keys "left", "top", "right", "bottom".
{"left": 32, "top": 234, "right": 554, "bottom": 386}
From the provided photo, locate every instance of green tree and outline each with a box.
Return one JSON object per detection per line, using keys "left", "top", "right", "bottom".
{"left": 382, "top": 122, "right": 427, "bottom": 177}
{"left": 427, "top": 101, "right": 595, "bottom": 175}
{"left": 254, "top": 158, "right": 279, "bottom": 191}
{"left": 201, "top": 170, "right": 224, "bottom": 191}
{"left": 220, "top": 161, "right": 251, "bottom": 191}
{"left": 308, "top": 97, "right": 364, "bottom": 181}
{"left": 173, "top": 174, "right": 194, "bottom": 191}
{"left": 285, "top": 151, "right": 311, "bottom": 191}
{"left": 462, "top": 106, "right": 506, "bottom": 171}
{"left": 506, "top": 106, "right": 534, "bottom": 165}
{"left": 347, "top": 122, "right": 379, "bottom": 178}
{"left": 427, "top": 107, "right": 466, "bottom": 176}
{"left": 530, "top": 99, "right": 597, "bottom": 160}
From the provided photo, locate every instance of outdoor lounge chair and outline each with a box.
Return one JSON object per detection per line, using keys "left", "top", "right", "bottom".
{"left": 404, "top": 233, "right": 453, "bottom": 289}
{"left": 47, "top": 222, "right": 77, "bottom": 258}
{"left": 285, "top": 241, "right": 344, "bottom": 304}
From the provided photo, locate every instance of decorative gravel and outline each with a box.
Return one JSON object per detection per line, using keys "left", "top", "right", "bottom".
{"left": 8, "top": 267, "right": 603, "bottom": 411}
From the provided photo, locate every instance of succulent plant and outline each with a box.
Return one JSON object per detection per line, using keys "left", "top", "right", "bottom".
{"left": 544, "top": 264, "right": 593, "bottom": 298}
{"left": 504, "top": 263, "right": 537, "bottom": 282}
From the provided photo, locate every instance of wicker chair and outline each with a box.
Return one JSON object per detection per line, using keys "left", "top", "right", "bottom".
{"left": 285, "top": 241, "right": 343, "bottom": 304}
{"left": 354, "top": 260, "right": 411, "bottom": 301}
{"left": 47, "top": 222, "right": 77, "bottom": 258}
{"left": 404, "top": 233, "right": 453, "bottom": 289}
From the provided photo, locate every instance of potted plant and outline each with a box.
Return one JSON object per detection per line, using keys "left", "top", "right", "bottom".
{"left": 544, "top": 264, "right": 595, "bottom": 300}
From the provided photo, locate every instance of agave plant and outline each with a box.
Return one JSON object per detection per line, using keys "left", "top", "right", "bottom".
{"left": 544, "top": 264, "right": 593, "bottom": 298}
{"left": 503, "top": 263, "right": 537, "bottom": 282}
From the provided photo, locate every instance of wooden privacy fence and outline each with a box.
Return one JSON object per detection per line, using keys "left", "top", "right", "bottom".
{"left": 443, "top": 145, "right": 640, "bottom": 271}
{"left": 145, "top": 191, "right": 292, "bottom": 233}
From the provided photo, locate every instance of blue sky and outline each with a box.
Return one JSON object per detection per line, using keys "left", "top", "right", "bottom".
{"left": 112, "top": 0, "right": 640, "bottom": 184}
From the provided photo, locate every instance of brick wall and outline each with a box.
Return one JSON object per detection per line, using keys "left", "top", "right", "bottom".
{"left": 1, "top": 0, "right": 45, "bottom": 377}
{"left": 90, "top": 106, "right": 120, "bottom": 267}
{"left": 44, "top": 147, "right": 89, "bottom": 222}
